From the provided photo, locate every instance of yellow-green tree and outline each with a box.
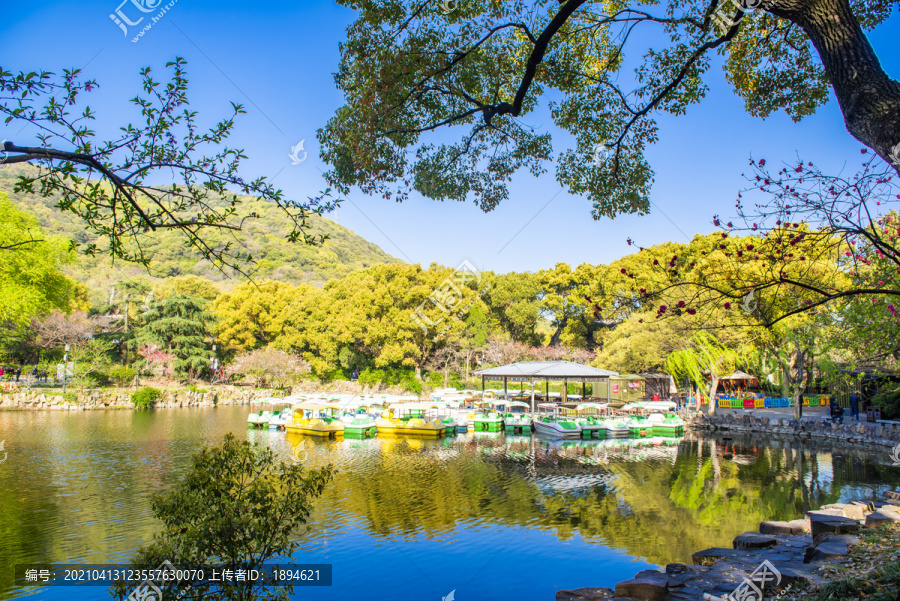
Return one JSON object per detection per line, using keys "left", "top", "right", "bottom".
{"left": 0, "top": 193, "right": 84, "bottom": 338}
{"left": 154, "top": 275, "right": 221, "bottom": 303}
{"left": 213, "top": 280, "right": 308, "bottom": 352}
{"left": 277, "top": 263, "right": 484, "bottom": 379}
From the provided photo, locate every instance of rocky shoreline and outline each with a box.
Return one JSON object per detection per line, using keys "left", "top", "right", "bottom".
{"left": 556, "top": 491, "right": 900, "bottom": 601}
{"left": 0, "top": 381, "right": 418, "bottom": 410}
{"left": 684, "top": 410, "right": 900, "bottom": 449}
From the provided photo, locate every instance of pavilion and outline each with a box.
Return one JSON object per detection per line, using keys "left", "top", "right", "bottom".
{"left": 473, "top": 361, "right": 619, "bottom": 411}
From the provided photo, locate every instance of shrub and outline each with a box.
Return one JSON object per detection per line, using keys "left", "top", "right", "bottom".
{"left": 132, "top": 386, "right": 163, "bottom": 409}
{"left": 110, "top": 434, "right": 334, "bottom": 601}
{"left": 187, "top": 384, "right": 208, "bottom": 393}
{"left": 108, "top": 365, "right": 137, "bottom": 387}
{"left": 871, "top": 387, "right": 900, "bottom": 419}
{"left": 358, "top": 367, "right": 422, "bottom": 394}
{"left": 62, "top": 392, "right": 77, "bottom": 404}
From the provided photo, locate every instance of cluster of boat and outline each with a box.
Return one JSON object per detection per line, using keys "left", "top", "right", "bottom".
{"left": 246, "top": 390, "right": 685, "bottom": 440}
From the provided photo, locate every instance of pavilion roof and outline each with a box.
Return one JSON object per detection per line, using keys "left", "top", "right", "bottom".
{"left": 474, "top": 361, "right": 618, "bottom": 383}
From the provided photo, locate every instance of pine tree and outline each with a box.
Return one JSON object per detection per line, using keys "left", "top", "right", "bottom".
{"left": 136, "top": 295, "right": 216, "bottom": 378}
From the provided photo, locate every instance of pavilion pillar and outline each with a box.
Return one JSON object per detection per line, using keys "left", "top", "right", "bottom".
{"left": 531, "top": 378, "right": 535, "bottom": 413}
{"left": 504, "top": 377, "right": 508, "bottom": 399}
{"left": 606, "top": 377, "right": 610, "bottom": 403}
{"left": 563, "top": 378, "right": 567, "bottom": 402}
{"left": 582, "top": 380, "right": 586, "bottom": 398}
{"left": 481, "top": 376, "right": 485, "bottom": 392}
{"left": 545, "top": 379, "right": 549, "bottom": 401}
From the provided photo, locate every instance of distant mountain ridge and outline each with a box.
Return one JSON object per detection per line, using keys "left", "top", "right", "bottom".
{"left": 0, "top": 164, "right": 401, "bottom": 291}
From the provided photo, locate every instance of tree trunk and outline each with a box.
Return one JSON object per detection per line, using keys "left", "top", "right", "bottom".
{"left": 767, "top": 0, "right": 900, "bottom": 173}
{"left": 791, "top": 344, "right": 808, "bottom": 420}
{"left": 707, "top": 374, "right": 719, "bottom": 416}
{"left": 549, "top": 317, "right": 568, "bottom": 347}
{"left": 780, "top": 358, "right": 791, "bottom": 399}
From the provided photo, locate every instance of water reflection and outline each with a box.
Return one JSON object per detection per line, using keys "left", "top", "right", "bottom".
{"left": 2, "top": 408, "right": 899, "bottom": 600}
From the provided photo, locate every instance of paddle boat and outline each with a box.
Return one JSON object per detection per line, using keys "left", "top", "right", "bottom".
{"left": 414, "top": 401, "right": 462, "bottom": 434}
{"left": 284, "top": 402, "right": 345, "bottom": 438}
{"left": 467, "top": 403, "right": 504, "bottom": 432}
{"left": 329, "top": 398, "right": 378, "bottom": 438}
{"left": 626, "top": 415, "right": 653, "bottom": 438}
{"left": 602, "top": 417, "right": 631, "bottom": 438}
{"left": 432, "top": 402, "right": 465, "bottom": 434}
{"left": 246, "top": 398, "right": 281, "bottom": 428}
{"left": 375, "top": 404, "right": 446, "bottom": 437}
{"left": 573, "top": 403, "right": 610, "bottom": 439}
{"left": 268, "top": 400, "right": 297, "bottom": 429}
{"left": 648, "top": 413, "right": 685, "bottom": 436}
{"left": 532, "top": 403, "right": 582, "bottom": 438}
{"left": 497, "top": 400, "right": 532, "bottom": 434}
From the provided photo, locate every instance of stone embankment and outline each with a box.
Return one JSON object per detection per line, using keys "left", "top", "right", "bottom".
{"left": 556, "top": 491, "right": 900, "bottom": 601}
{"left": 0, "top": 380, "right": 419, "bottom": 411}
{"left": 684, "top": 411, "right": 900, "bottom": 449}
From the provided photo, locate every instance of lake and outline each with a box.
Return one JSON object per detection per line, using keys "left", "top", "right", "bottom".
{"left": 2, "top": 407, "right": 899, "bottom": 600}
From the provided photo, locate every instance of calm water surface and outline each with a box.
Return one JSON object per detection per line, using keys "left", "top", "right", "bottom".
{"left": 2, "top": 407, "right": 899, "bottom": 600}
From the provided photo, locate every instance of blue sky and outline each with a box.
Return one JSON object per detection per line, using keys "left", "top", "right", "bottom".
{"left": 1, "top": 1, "right": 897, "bottom": 275}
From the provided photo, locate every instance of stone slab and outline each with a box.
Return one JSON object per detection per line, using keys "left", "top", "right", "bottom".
{"left": 866, "top": 509, "right": 900, "bottom": 527}
{"left": 556, "top": 587, "right": 615, "bottom": 601}
{"left": 614, "top": 569, "right": 669, "bottom": 601}
{"left": 733, "top": 532, "right": 778, "bottom": 550}
{"left": 759, "top": 519, "right": 810, "bottom": 535}
{"left": 821, "top": 503, "right": 867, "bottom": 520}
{"left": 804, "top": 541, "right": 849, "bottom": 563}
{"left": 883, "top": 490, "right": 900, "bottom": 501}
{"left": 809, "top": 513, "right": 861, "bottom": 543}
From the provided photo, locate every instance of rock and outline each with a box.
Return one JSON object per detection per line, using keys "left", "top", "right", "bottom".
{"left": 733, "top": 532, "right": 778, "bottom": 550}
{"left": 866, "top": 509, "right": 900, "bottom": 527}
{"left": 555, "top": 587, "right": 615, "bottom": 601}
{"left": 883, "top": 490, "right": 900, "bottom": 501}
{"left": 808, "top": 513, "right": 860, "bottom": 543}
{"left": 821, "top": 503, "right": 868, "bottom": 520}
{"left": 665, "top": 564, "right": 690, "bottom": 575}
{"left": 759, "top": 520, "right": 810, "bottom": 535}
{"left": 614, "top": 570, "right": 669, "bottom": 601}
{"left": 851, "top": 500, "right": 875, "bottom": 512}
{"left": 691, "top": 548, "right": 747, "bottom": 565}
{"left": 806, "top": 508, "right": 845, "bottom": 518}
{"left": 803, "top": 540, "right": 850, "bottom": 563}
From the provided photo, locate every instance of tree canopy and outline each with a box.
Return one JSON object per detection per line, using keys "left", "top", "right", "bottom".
{"left": 320, "top": 0, "right": 899, "bottom": 220}
{"left": 0, "top": 193, "right": 85, "bottom": 337}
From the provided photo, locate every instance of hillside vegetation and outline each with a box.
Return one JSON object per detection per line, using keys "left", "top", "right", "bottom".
{"left": 0, "top": 165, "right": 399, "bottom": 292}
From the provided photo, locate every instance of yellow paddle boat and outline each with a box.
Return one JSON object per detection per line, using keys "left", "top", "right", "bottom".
{"left": 375, "top": 404, "right": 446, "bottom": 437}
{"left": 284, "top": 402, "right": 345, "bottom": 438}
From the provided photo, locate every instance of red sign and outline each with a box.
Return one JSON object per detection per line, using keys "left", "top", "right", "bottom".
{"left": 612, "top": 383, "right": 620, "bottom": 394}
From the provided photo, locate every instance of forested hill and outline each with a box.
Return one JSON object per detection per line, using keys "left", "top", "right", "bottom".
{"left": 0, "top": 165, "right": 400, "bottom": 288}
